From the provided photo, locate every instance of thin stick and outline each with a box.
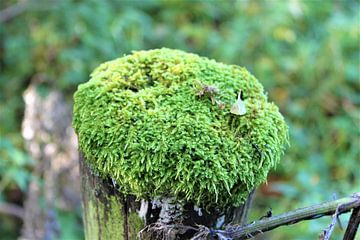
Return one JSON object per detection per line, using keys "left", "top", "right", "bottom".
{"left": 0, "top": 0, "right": 59, "bottom": 23}
{"left": 0, "top": 202, "right": 25, "bottom": 219}
{"left": 0, "top": 0, "right": 28, "bottom": 23}
{"left": 321, "top": 202, "right": 343, "bottom": 240}
{"left": 237, "top": 189, "right": 255, "bottom": 226}
{"left": 213, "top": 193, "right": 360, "bottom": 239}
{"left": 343, "top": 207, "right": 360, "bottom": 240}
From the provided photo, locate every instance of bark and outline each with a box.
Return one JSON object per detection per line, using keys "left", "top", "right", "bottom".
{"left": 79, "top": 153, "right": 251, "bottom": 239}
{"left": 79, "top": 153, "right": 143, "bottom": 240}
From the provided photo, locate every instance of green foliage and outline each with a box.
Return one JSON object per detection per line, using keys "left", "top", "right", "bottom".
{"left": 56, "top": 209, "right": 84, "bottom": 240}
{"left": 0, "top": 137, "right": 33, "bottom": 196}
{"left": 73, "top": 48, "right": 289, "bottom": 208}
{"left": 0, "top": 138, "right": 33, "bottom": 239}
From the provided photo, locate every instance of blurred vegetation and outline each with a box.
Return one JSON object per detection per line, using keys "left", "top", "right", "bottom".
{"left": 0, "top": 0, "right": 359, "bottom": 239}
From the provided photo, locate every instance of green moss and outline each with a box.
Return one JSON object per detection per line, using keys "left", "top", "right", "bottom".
{"left": 84, "top": 196, "right": 124, "bottom": 239}
{"left": 73, "top": 48, "right": 289, "bottom": 208}
{"left": 128, "top": 211, "right": 144, "bottom": 239}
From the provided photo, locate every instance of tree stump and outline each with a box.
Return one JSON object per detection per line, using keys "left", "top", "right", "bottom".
{"left": 74, "top": 49, "right": 289, "bottom": 239}
{"left": 80, "top": 152, "right": 255, "bottom": 239}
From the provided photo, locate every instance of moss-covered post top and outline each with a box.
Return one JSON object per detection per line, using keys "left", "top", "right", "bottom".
{"left": 73, "top": 48, "right": 289, "bottom": 208}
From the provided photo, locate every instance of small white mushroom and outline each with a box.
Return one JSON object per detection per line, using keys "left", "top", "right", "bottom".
{"left": 230, "top": 90, "right": 246, "bottom": 115}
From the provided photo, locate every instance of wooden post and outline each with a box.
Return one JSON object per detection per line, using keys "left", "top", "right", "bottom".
{"left": 79, "top": 152, "right": 254, "bottom": 239}
{"left": 74, "top": 49, "right": 290, "bottom": 239}
{"left": 79, "top": 153, "right": 143, "bottom": 240}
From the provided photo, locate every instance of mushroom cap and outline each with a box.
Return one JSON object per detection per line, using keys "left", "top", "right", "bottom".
{"left": 73, "top": 48, "right": 289, "bottom": 208}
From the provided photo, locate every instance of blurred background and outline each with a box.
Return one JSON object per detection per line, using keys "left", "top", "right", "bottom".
{"left": 0, "top": 0, "right": 359, "bottom": 239}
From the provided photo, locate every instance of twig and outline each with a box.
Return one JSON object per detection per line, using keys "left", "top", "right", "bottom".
{"left": 0, "top": 202, "right": 25, "bottom": 219}
{"left": 0, "top": 0, "right": 59, "bottom": 23}
{"left": 137, "top": 194, "right": 360, "bottom": 239}
{"left": 343, "top": 207, "right": 360, "bottom": 240}
{"left": 213, "top": 193, "right": 360, "bottom": 239}
{"left": 320, "top": 201, "right": 344, "bottom": 240}
{"left": 138, "top": 222, "right": 199, "bottom": 240}
{"left": 0, "top": 0, "right": 28, "bottom": 23}
{"left": 234, "top": 189, "right": 255, "bottom": 226}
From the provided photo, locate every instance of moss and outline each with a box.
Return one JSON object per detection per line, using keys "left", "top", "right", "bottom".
{"left": 84, "top": 196, "right": 124, "bottom": 240}
{"left": 73, "top": 48, "right": 289, "bottom": 208}
{"left": 128, "top": 211, "right": 144, "bottom": 239}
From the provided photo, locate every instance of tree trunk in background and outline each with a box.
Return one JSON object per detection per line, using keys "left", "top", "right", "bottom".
{"left": 20, "top": 77, "right": 81, "bottom": 240}
{"left": 79, "top": 153, "right": 252, "bottom": 240}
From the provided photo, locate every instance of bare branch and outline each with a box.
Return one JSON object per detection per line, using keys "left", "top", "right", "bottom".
{"left": 212, "top": 193, "right": 360, "bottom": 239}
{"left": 343, "top": 207, "right": 360, "bottom": 240}
{"left": 320, "top": 201, "right": 343, "bottom": 240}
{"left": 139, "top": 193, "right": 360, "bottom": 239}
{"left": 231, "top": 189, "right": 255, "bottom": 226}
{"left": 0, "top": 0, "right": 28, "bottom": 23}
{"left": 182, "top": 193, "right": 360, "bottom": 239}
{"left": 0, "top": 0, "right": 59, "bottom": 23}
{"left": 0, "top": 202, "right": 25, "bottom": 219}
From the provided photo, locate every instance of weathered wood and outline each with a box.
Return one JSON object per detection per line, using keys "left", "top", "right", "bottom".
{"left": 79, "top": 152, "right": 254, "bottom": 239}
{"left": 231, "top": 189, "right": 255, "bottom": 226}
{"left": 343, "top": 207, "right": 360, "bottom": 240}
{"left": 210, "top": 194, "right": 360, "bottom": 239}
{"left": 80, "top": 153, "right": 144, "bottom": 240}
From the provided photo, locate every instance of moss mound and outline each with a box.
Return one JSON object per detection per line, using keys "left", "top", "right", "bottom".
{"left": 73, "top": 48, "right": 289, "bottom": 208}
